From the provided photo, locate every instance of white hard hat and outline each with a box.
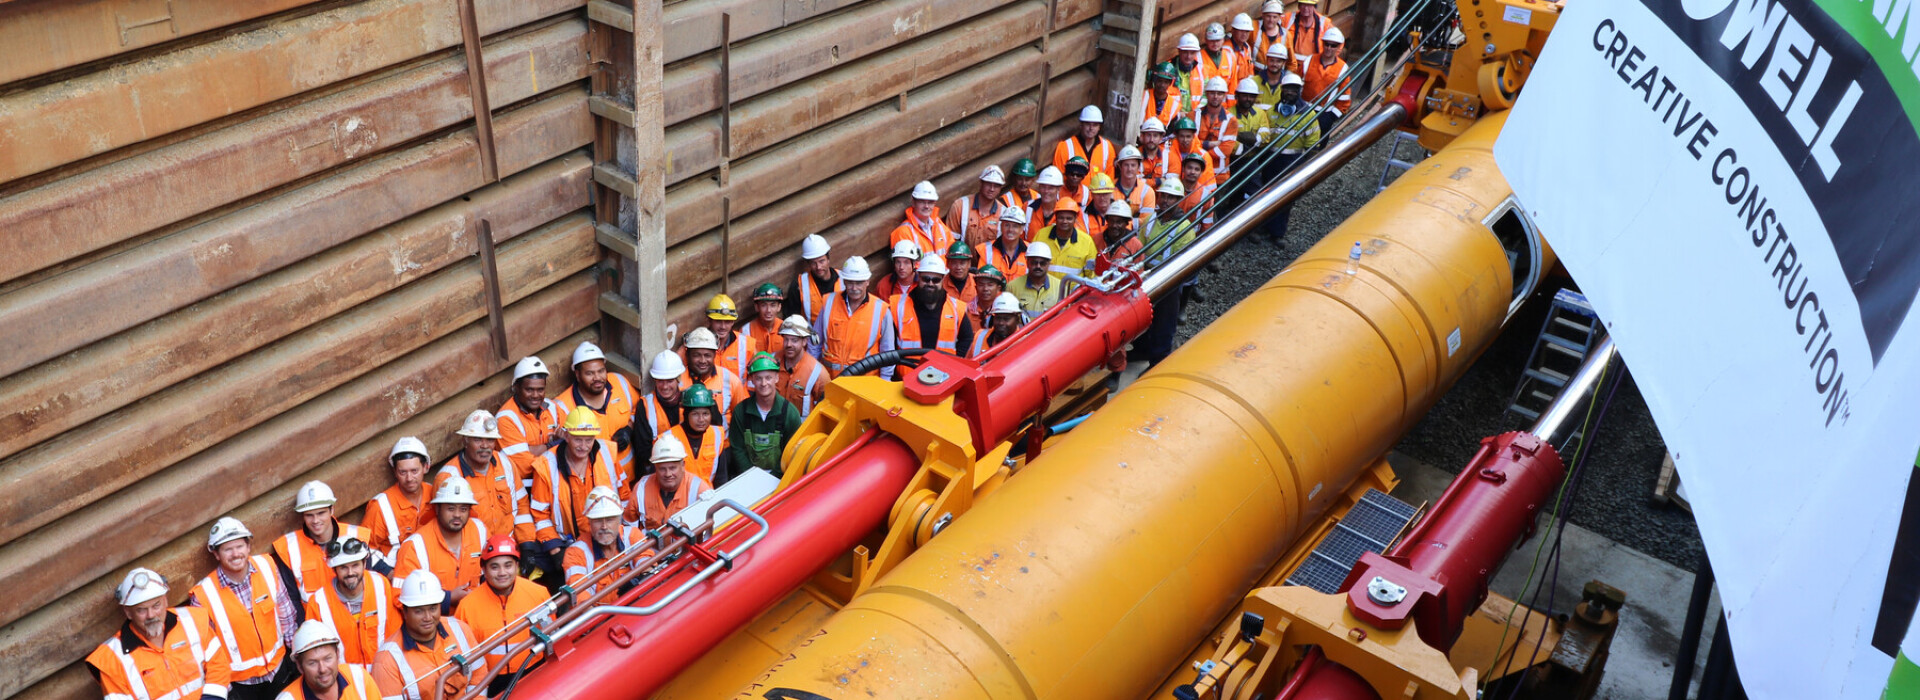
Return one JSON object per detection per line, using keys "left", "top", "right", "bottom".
{"left": 1232, "top": 13, "right": 1255, "bottom": 31}
{"left": 1205, "top": 76, "right": 1230, "bottom": 93}
{"left": 911, "top": 180, "right": 939, "bottom": 201}
{"left": 915, "top": 254, "right": 949, "bottom": 277}
{"left": 1322, "top": 26, "right": 1345, "bottom": 43}
{"left": 390, "top": 436, "right": 429, "bottom": 466}
{"left": 980, "top": 165, "right": 1006, "bottom": 185}
{"left": 207, "top": 516, "right": 252, "bottom": 550}
{"left": 572, "top": 341, "right": 607, "bottom": 368}
{"left": 1205, "top": 23, "right": 1226, "bottom": 41}
{"left": 1117, "top": 145, "right": 1143, "bottom": 162}
{"left": 1177, "top": 33, "right": 1201, "bottom": 52}
{"left": 1262, "top": 0, "right": 1283, "bottom": 13}
{"left": 1158, "top": 174, "right": 1186, "bottom": 197}
{"left": 326, "top": 537, "right": 370, "bottom": 568}
{"left": 584, "top": 485, "right": 625, "bottom": 520}
{"left": 291, "top": 620, "right": 343, "bottom": 657}
{"left": 778, "top": 315, "right": 813, "bottom": 338}
{"left": 1281, "top": 72, "right": 1305, "bottom": 87}
{"left": 116, "top": 568, "right": 169, "bottom": 607}
{"left": 991, "top": 292, "right": 1023, "bottom": 315}
{"left": 1036, "top": 166, "right": 1065, "bottom": 187}
{"left": 1079, "top": 105, "right": 1103, "bottom": 123}
{"left": 294, "top": 481, "right": 337, "bottom": 514}
{"left": 456, "top": 409, "right": 501, "bottom": 440}
{"left": 648, "top": 350, "right": 685, "bottom": 380}
{"left": 512, "top": 356, "right": 549, "bottom": 382}
{"left": 801, "top": 233, "right": 832, "bottom": 260}
{"left": 1267, "top": 43, "right": 1290, "bottom": 60}
{"left": 1141, "top": 117, "right": 1166, "bottom": 134}
{"left": 1237, "top": 77, "right": 1262, "bottom": 95}
{"left": 683, "top": 327, "right": 719, "bottom": 351}
{"left": 891, "top": 239, "right": 922, "bottom": 260}
{"left": 840, "top": 255, "right": 873, "bottom": 282}
{"left": 396, "top": 570, "right": 446, "bottom": 608}
{"left": 430, "top": 475, "right": 479, "bottom": 506}
{"left": 1000, "top": 206, "right": 1028, "bottom": 226}
{"left": 1024, "top": 241, "right": 1054, "bottom": 261}
{"left": 651, "top": 434, "right": 689, "bottom": 463}
{"left": 1105, "top": 200, "right": 1133, "bottom": 219}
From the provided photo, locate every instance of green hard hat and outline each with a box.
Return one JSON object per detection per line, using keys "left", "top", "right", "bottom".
{"left": 1151, "top": 62, "right": 1176, "bottom": 80}
{"left": 682, "top": 383, "right": 716, "bottom": 410}
{"left": 1012, "top": 158, "right": 1038, "bottom": 178}
{"left": 1064, "top": 156, "right": 1090, "bottom": 174}
{"left": 975, "top": 265, "right": 1006, "bottom": 283}
{"left": 751, "top": 282, "right": 784, "bottom": 301}
{"left": 746, "top": 352, "right": 780, "bottom": 375}
{"left": 1170, "top": 117, "right": 1197, "bottom": 132}
{"left": 945, "top": 241, "right": 974, "bottom": 260}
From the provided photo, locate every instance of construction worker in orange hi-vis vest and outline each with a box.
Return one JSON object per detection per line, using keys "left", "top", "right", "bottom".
{"left": 700, "top": 293, "right": 758, "bottom": 383}
{"left": 1026, "top": 166, "right": 1071, "bottom": 243}
{"left": 436, "top": 410, "right": 520, "bottom": 544}
{"left": 1113, "top": 145, "right": 1159, "bottom": 222}
{"left": 1052, "top": 105, "right": 1117, "bottom": 178}
{"left": 679, "top": 327, "right": 744, "bottom": 430}
{"left": 783, "top": 234, "right": 844, "bottom": 323}
{"left": 1303, "top": 25, "right": 1352, "bottom": 138}
{"left": 946, "top": 165, "right": 1008, "bottom": 249}
{"left": 364, "top": 437, "right": 435, "bottom": 566}
{"left": 1199, "top": 23, "right": 1244, "bottom": 106}
{"left": 873, "top": 238, "right": 920, "bottom": 302}
{"left": 564, "top": 486, "right": 650, "bottom": 599}
{"left": 1284, "top": 0, "right": 1328, "bottom": 75}
{"left": 1229, "top": 13, "right": 1260, "bottom": 83}
{"left": 978, "top": 206, "right": 1030, "bottom": 281}
{"left": 555, "top": 341, "right": 639, "bottom": 474}
{"left": 812, "top": 255, "right": 895, "bottom": 376}
{"left": 193, "top": 517, "right": 299, "bottom": 697}
{"left": 891, "top": 254, "right": 975, "bottom": 357}
{"left": 528, "top": 407, "right": 631, "bottom": 582}
{"left": 1197, "top": 77, "right": 1241, "bottom": 178}
{"left": 496, "top": 356, "right": 561, "bottom": 510}
{"left": 89, "top": 568, "right": 231, "bottom": 700}
{"left": 273, "top": 479, "right": 371, "bottom": 597}
{"left": 281, "top": 620, "right": 380, "bottom": 700}
{"left": 774, "top": 315, "right": 828, "bottom": 415}
{"left": 666, "top": 384, "right": 728, "bottom": 486}
{"left": 1138, "top": 117, "right": 1177, "bottom": 186}
{"left": 372, "top": 571, "right": 477, "bottom": 700}
{"left": 303, "top": 536, "right": 398, "bottom": 666}
{"left": 1253, "top": 0, "right": 1290, "bottom": 73}
{"left": 1140, "top": 63, "right": 1182, "bottom": 127}
{"left": 745, "top": 283, "right": 787, "bottom": 359}
{"left": 454, "top": 536, "right": 547, "bottom": 696}
{"left": 392, "top": 475, "right": 489, "bottom": 612}
{"left": 636, "top": 435, "right": 712, "bottom": 530}
{"left": 889, "top": 180, "right": 955, "bottom": 253}
{"left": 967, "top": 266, "right": 1009, "bottom": 330}
{"left": 1004, "top": 158, "right": 1040, "bottom": 209}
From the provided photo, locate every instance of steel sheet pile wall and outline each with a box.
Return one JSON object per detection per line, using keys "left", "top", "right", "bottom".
{"left": 0, "top": 0, "right": 1109, "bottom": 698}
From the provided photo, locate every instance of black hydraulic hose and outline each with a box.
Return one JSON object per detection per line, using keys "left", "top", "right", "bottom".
{"left": 840, "top": 348, "right": 933, "bottom": 377}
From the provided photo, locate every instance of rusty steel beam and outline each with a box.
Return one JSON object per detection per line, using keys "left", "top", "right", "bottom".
{"left": 0, "top": 213, "right": 596, "bottom": 562}
{"left": 663, "top": 42, "right": 1095, "bottom": 245}
{"left": 0, "top": 273, "right": 599, "bottom": 644}
{"left": 666, "top": 69, "right": 1095, "bottom": 295}
{"left": 0, "top": 0, "right": 321, "bottom": 87}
{"left": 660, "top": 0, "right": 863, "bottom": 63}
{"left": 0, "top": 0, "right": 585, "bottom": 185}
{"left": 0, "top": 156, "right": 590, "bottom": 462}
{"left": 0, "top": 333, "right": 590, "bottom": 700}
{"left": 0, "top": 87, "right": 593, "bottom": 380}
{"left": 662, "top": 0, "right": 1101, "bottom": 185}
{"left": 1151, "top": 0, "right": 1245, "bottom": 59}
{"left": 0, "top": 19, "right": 589, "bottom": 288}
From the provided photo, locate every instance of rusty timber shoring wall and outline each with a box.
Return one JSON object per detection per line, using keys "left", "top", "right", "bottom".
{"left": 0, "top": 0, "right": 1111, "bottom": 698}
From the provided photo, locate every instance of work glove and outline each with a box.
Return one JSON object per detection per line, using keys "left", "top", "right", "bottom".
{"left": 613, "top": 426, "right": 633, "bottom": 451}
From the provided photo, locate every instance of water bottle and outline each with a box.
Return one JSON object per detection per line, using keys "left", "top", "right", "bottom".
{"left": 1346, "top": 242, "right": 1362, "bottom": 275}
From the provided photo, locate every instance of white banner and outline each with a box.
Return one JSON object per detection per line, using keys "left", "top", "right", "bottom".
{"left": 1493, "top": 0, "right": 1920, "bottom": 696}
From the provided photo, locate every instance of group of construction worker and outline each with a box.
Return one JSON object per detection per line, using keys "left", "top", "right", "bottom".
{"left": 88, "top": 3, "right": 1355, "bottom": 700}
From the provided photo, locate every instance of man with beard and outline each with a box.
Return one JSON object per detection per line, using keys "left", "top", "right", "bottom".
{"left": 1138, "top": 117, "right": 1175, "bottom": 184}
{"left": 782, "top": 234, "right": 843, "bottom": 322}
{"left": 454, "top": 536, "right": 546, "bottom": 695}
{"left": 1261, "top": 72, "right": 1322, "bottom": 245}
{"left": 304, "top": 537, "right": 396, "bottom": 665}
{"left": 527, "top": 408, "right": 629, "bottom": 586}
{"left": 889, "top": 255, "right": 975, "bottom": 356}
{"left": 555, "top": 341, "right": 637, "bottom": 472}
{"left": 89, "top": 568, "right": 229, "bottom": 700}
{"left": 774, "top": 316, "right": 828, "bottom": 416}
{"left": 495, "top": 357, "right": 560, "bottom": 502}
{"left": 945, "top": 166, "right": 1008, "bottom": 248}
{"left": 812, "top": 256, "right": 893, "bottom": 377}
{"left": 281, "top": 620, "right": 379, "bottom": 700}
{"left": 392, "top": 476, "right": 487, "bottom": 612}
{"left": 564, "top": 486, "right": 649, "bottom": 598}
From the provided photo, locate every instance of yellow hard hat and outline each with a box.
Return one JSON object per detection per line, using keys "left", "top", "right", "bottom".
{"left": 562, "top": 406, "right": 601, "bottom": 436}
{"left": 1089, "top": 173, "right": 1116, "bottom": 194}
{"left": 706, "top": 294, "right": 740, "bottom": 321}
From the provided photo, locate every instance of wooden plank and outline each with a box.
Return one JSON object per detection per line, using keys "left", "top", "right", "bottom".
{"left": 662, "top": 35, "right": 1097, "bottom": 245}
{"left": 1099, "top": 34, "right": 1139, "bottom": 56}
{"left": 0, "top": 155, "right": 592, "bottom": 462}
{"left": 594, "top": 162, "right": 641, "bottom": 198}
{"left": 664, "top": 72, "right": 1094, "bottom": 300}
{"left": 596, "top": 221, "right": 640, "bottom": 251}
{"left": 587, "top": 0, "right": 635, "bottom": 30}
{"left": 0, "top": 87, "right": 593, "bottom": 380}
{"left": 599, "top": 291, "right": 646, "bottom": 329}
{"left": 0, "top": 0, "right": 586, "bottom": 185}
{"left": 661, "top": 0, "right": 1103, "bottom": 185}
{"left": 454, "top": 0, "right": 502, "bottom": 183}
{"left": 631, "top": 0, "right": 670, "bottom": 360}
{"left": 589, "top": 94, "right": 639, "bottom": 128}
{"left": 0, "top": 333, "right": 589, "bottom": 700}
{"left": 0, "top": 19, "right": 591, "bottom": 287}
{"left": 1103, "top": 12, "right": 1141, "bottom": 31}
{"left": 0, "top": 0, "right": 320, "bottom": 87}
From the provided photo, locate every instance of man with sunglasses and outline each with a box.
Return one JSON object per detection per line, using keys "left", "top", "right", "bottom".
{"left": 889, "top": 254, "right": 975, "bottom": 359}
{"left": 303, "top": 537, "right": 396, "bottom": 666}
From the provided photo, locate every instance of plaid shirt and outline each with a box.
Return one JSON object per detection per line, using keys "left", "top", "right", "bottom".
{"left": 216, "top": 562, "right": 299, "bottom": 678}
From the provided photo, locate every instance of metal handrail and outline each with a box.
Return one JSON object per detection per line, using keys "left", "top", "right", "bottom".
{"left": 546, "top": 498, "right": 771, "bottom": 639}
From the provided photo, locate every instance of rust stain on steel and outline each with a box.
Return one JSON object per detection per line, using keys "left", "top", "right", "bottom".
{"left": 660, "top": 0, "right": 1024, "bottom": 126}
{"left": 0, "top": 333, "right": 592, "bottom": 699}
{"left": 666, "top": 72, "right": 1093, "bottom": 294}
{"left": 1152, "top": 0, "right": 1249, "bottom": 59}
{"left": 0, "top": 215, "right": 595, "bottom": 555}
{"left": 0, "top": 161, "right": 591, "bottom": 461}
{"left": 661, "top": 0, "right": 863, "bottom": 64}
{"left": 0, "top": 20, "right": 590, "bottom": 286}
{"left": 0, "top": 276, "right": 600, "bottom": 642}
{"left": 0, "top": 0, "right": 315, "bottom": 87}
{"left": 0, "top": 0, "right": 585, "bottom": 185}
{"left": 0, "top": 88, "right": 592, "bottom": 380}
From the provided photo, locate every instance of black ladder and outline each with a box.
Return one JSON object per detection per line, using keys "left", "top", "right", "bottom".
{"left": 1505, "top": 289, "right": 1604, "bottom": 428}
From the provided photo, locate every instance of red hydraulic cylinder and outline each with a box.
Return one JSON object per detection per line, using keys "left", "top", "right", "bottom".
{"left": 1343, "top": 431, "right": 1565, "bottom": 652}
{"left": 507, "top": 433, "right": 920, "bottom": 700}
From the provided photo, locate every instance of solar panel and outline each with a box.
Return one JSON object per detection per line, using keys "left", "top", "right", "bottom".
{"left": 1284, "top": 489, "right": 1420, "bottom": 593}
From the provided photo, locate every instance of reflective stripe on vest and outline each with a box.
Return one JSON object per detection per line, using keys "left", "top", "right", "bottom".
{"left": 817, "top": 293, "right": 885, "bottom": 366}
{"left": 197, "top": 556, "right": 286, "bottom": 676}
{"left": 373, "top": 494, "right": 401, "bottom": 551}
{"left": 377, "top": 624, "right": 474, "bottom": 700}
{"left": 799, "top": 363, "right": 824, "bottom": 414}
{"left": 101, "top": 611, "right": 211, "bottom": 700}
{"left": 891, "top": 296, "right": 961, "bottom": 351}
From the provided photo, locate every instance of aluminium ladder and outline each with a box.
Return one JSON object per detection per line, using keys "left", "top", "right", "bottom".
{"left": 1504, "top": 289, "right": 1605, "bottom": 433}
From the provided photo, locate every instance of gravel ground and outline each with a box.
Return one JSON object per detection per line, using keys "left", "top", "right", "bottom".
{"left": 1171, "top": 138, "right": 1707, "bottom": 571}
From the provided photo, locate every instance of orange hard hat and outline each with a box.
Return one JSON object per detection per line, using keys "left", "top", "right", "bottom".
{"left": 481, "top": 534, "right": 519, "bottom": 562}
{"left": 1053, "top": 198, "right": 1082, "bottom": 216}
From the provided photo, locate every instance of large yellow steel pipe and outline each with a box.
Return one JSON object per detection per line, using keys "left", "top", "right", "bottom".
{"left": 732, "top": 113, "right": 1531, "bottom": 699}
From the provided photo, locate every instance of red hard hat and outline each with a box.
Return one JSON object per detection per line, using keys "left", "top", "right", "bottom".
{"left": 482, "top": 534, "right": 519, "bottom": 562}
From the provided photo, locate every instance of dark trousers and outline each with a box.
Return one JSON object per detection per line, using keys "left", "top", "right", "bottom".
{"left": 1318, "top": 110, "right": 1339, "bottom": 140}
{"left": 1262, "top": 152, "right": 1302, "bottom": 242}
{"left": 1136, "top": 290, "right": 1185, "bottom": 364}
{"left": 226, "top": 658, "right": 296, "bottom": 700}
